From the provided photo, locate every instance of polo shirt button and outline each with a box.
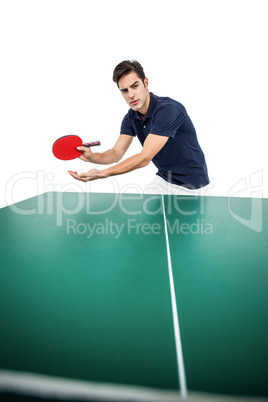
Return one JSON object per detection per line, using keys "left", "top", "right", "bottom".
{"left": 143, "top": 125, "right": 146, "bottom": 128}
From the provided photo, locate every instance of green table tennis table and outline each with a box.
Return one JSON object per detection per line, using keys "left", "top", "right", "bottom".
{"left": 0, "top": 192, "right": 267, "bottom": 401}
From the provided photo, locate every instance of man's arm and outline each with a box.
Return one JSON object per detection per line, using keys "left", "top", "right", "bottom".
{"left": 78, "top": 134, "right": 133, "bottom": 165}
{"left": 68, "top": 134, "right": 169, "bottom": 182}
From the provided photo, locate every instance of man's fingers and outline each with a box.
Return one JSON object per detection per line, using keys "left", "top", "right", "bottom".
{"left": 77, "top": 146, "right": 91, "bottom": 151}
{"left": 78, "top": 155, "right": 89, "bottom": 161}
{"left": 77, "top": 145, "right": 93, "bottom": 162}
{"left": 68, "top": 169, "right": 102, "bottom": 182}
{"left": 68, "top": 170, "right": 88, "bottom": 182}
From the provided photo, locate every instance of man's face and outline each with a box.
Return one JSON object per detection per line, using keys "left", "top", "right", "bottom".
{"left": 118, "top": 72, "right": 150, "bottom": 116}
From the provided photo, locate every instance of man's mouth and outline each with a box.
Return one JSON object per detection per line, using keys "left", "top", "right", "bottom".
{"left": 131, "top": 99, "right": 139, "bottom": 105}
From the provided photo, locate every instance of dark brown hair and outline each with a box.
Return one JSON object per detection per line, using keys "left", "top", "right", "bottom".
{"left": 113, "top": 60, "right": 146, "bottom": 87}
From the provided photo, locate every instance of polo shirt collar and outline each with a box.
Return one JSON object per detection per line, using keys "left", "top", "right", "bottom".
{"left": 133, "top": 92, "right": 157, "bottom": 120}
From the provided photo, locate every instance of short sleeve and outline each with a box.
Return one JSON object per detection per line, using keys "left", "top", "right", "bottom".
{"left": 150, "top": 104, "right": 186, "bottom": 138}
{"left": 120, "top": 113, "right": 136, "bottom": 136}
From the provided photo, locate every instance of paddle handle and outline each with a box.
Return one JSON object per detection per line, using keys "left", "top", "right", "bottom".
{"left": 82, "top": 141, "right": 101, "bottom": 147}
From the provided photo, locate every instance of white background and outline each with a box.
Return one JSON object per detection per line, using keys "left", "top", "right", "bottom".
{"left": 1, "top": 0, "right": 267, "bottom": 207}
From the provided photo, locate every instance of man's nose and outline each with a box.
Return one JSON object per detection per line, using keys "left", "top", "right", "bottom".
{"left": 128, "top": 89, "right": 135, "bottom": 99}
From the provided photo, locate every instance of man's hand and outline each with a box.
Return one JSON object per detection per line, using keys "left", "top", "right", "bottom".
{"left": 76, "top": 135, "right": 133, "bottom": 164}
{"left": 68, "top": 134, "right": 169, "bottom": 183}
{"left": 68, "top": 169, "right": 107, "bottom": 182}
{"left": 77, "top": 146, "right": 94, "bottom": 162}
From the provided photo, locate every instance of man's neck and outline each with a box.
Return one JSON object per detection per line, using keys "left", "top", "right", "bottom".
{"left": 138, "top": 92, "right": 151, "bottom": 120}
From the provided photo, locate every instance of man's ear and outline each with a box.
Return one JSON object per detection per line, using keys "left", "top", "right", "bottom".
{"left": 144, "top": 77, "right": 149, "bottom": 89}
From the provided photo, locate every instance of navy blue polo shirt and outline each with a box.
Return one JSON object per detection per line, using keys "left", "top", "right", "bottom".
{"left": 120, "top": 92, "right": 209, "bottom": 189}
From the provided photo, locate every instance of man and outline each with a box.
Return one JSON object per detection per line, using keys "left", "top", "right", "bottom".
{"left": 68, "top": 60, "right": 209, "bottom": 194}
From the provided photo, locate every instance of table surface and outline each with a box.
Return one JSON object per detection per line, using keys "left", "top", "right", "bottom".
{"left": 0, "top": 192, "right": 267, "bottom": 402}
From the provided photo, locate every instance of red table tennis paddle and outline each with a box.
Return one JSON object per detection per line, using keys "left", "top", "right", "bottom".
{"left": 52, "top": 135, "right": 100, "bottom": 160}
